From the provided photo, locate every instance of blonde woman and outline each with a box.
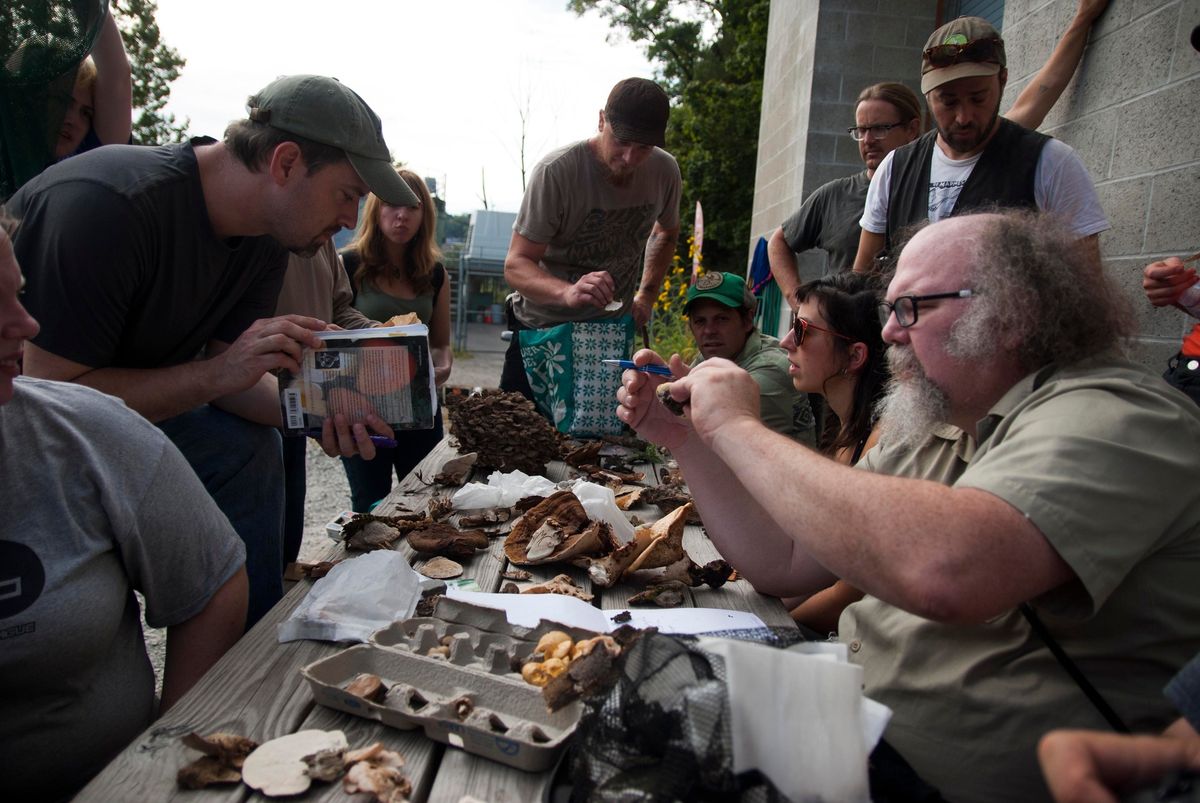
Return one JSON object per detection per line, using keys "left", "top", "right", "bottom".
{"left": 339, "top": 169, "right": 452, "bottom": 510}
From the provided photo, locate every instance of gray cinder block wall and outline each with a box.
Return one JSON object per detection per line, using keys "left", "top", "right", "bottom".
{"left": 1002, "top": 0, "right": 1200, "bottom": 368}
{"left": 749, "top": 1, "right": 935, "bottom": 339}
{"left": 752, "top": 0, "right": 1200, "bottom": 360}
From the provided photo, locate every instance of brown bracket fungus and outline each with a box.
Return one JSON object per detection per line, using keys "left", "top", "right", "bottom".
{"left": 504, "top": 490, "right": 617, "bottom": 566}
{"left": 406, "top": 523, "right": 488, "bottom": 560}
{"left": 176, "top": 732, "right": 258, "bottom": 789}
{"left": 520, "top": 573, "right": 594, "bottom": 601}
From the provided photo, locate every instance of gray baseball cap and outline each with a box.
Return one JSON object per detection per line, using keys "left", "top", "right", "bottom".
{"left": 247, "top": 74, "right": 417, "bottom": 206}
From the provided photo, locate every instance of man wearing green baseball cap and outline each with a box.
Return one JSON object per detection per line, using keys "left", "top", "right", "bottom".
{"left": 8, "top": 73, "right": 404, "bottom": 628}
{"left": 685, "top": 271, "right": 814, "bottom": 444}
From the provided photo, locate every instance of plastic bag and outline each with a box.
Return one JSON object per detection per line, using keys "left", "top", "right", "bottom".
{"left": 277, "top": 550, "right": 441, "bottom": 643}
{"left": 451, "top": 469, "right": 558, "bottom": 509}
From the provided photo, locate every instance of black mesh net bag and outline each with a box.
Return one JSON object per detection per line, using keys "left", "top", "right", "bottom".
{"left": 566, "top": 627, "right": 807, "bottom": 802}
{"left": 0, "top": 0, "right": 107, "bottom": 199}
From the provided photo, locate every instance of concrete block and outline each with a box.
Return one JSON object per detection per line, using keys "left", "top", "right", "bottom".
{"left": 1088, "top": 0, "right": 1136, "bottom": 41}
{"left": 825, "top": 0, "right": 882, "bottom": 13}
{"left": 1004, "top": 2, "right": 1060, "bottom": 83}
{"left": 873, "top": 44, "right": 920, "bottom": 78}
{"left": 811, "top": 68, "right": 842, "bottom": 103}
{"left": 1110, "top": 76, "right": 1200, "bottom": 175}
{"left": 1144, "top": 165, "right": 1200, "bottom": 255}
{"left": 817, "top": 8, "right": 847, "bottom": 42}
{"left": 809, "top": 102, "right": 853, "bottom": 135}
{"left": 1170, "top": 0, "right": 1200, "bottom": 82}
{"left": 884, "top": 0, "right": 938, "bottom": 19}
{"left": 1094, "top": 177, "right": 1151, "bottom": 257}
{"left": 1042, "top": 109, "right": 1116, "bottom": 180}
{"left": 1064, "top": 6, "right": 1176, "bottom": 116}
{"left": 1001, "top": 0, "right": 1042, "bottom": 27}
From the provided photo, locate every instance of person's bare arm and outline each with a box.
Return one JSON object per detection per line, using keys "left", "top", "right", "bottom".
{"left": 631, "top": 222, "right": 679, "bottom": 328}
{"left": 1005, "top": 0, "right": 1110, "bottom": 129}
{"left": 768, "top": 226, "right": 803, "bottom": 309}
{"left": 23, "top": 315, "right": 327, "bottom": 423}
{"left": 647, "top": 359, "right": 1076, "bottom": 621}
{"left": 89, "top": 9, "right": 133, "bottom": 146}
{"left": 852, "top": 229, "right": 885, "bottom": 274}
{"left": 790, "top": 580, "right": 865, "bottom": 635}
{"left": 1039, "top": 722, "right": 1200, "bottom": 803}
{"left": 430, "top": 269, "right": 453, "bottom": 387}
{"left": 159, "top": 567, "right": 247, "bottom": 713}
{"left": 503, "top": 231, "right": 615, "bottom": 309}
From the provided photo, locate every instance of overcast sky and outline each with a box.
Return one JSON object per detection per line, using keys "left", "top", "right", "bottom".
{"left": 152, "top": 0, "right": 657, "bottom": 216}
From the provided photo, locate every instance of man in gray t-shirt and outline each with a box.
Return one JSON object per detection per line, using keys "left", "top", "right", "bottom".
{"left": 501, "top": 77, "right": 682, "bottom": 399}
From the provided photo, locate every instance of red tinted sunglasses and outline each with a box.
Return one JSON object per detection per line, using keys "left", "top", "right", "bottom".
{"left": 924, "top": 37, "right": 1004, "bottom": 68}
{"left": 789, "top": 313, "right": 855, "bottom": 346}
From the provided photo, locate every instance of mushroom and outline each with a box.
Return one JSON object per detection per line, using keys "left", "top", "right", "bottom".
{"left": 418, "top": 556, "right": 464, "bottom": 580}
{"left": 520, "top": 573, "right": 593, "bottom": 601}
{"left": 407, "top": 523, "right": 488, "bottom": 560}
{"left": 343, "top": 743, "right": 411, "bottom": 802}
{"left": 241, "top": 730, "right": 349, "bottom": 797}
{"left": 176, "top": 732, "right": 258, "bottom": 789}
{"left": 433, "top": 452, "right": 478, "bottom": 485}
{"left": 504, "top": 490, "right": 616, "bottom": 566}
{"left": 625, "top": 503, "right": 692, "bottom": 573}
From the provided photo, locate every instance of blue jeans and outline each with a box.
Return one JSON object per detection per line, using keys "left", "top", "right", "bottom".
{"left": 341, "top": 412, "right": 444, "bottom": 512}
{"left": 159, "top": 406, "right": 284, "bottom": 629}
{"left": 280, "top": 434, "right": 307, "bottom": 567}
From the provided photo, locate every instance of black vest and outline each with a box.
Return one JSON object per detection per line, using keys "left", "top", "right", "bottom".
{"left": 885, "top": 117, "right": 1050, "bottom": 249}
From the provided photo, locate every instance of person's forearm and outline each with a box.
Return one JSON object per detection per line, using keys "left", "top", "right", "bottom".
{"left": 212, "top": 374, "right": 284, "bottom": 427}
{"left": 672, "top": 432, "right": 836, "bottom": 597}
{"left": 767, "top": 228, "right": 802, "bottom": 307}
{"left": 1005, "top": 1, "right": 1106, "bottom": 129}
{"left": 638, "top": 225, "right": 678, "bottom": 299}
{"left": 852, "top": 229, "right": 884, "bottom": 274}
{"left": 62, "top": 359, "right": 229, "bottom": 423}
{"left": 431, "top": 346, "right": 453, "bottom": 387}
{"left": 705, "top": 416, "right": 1066, "bottom": 623}
{"left": 332, "top": 300, "right": 375, "bottom": 331}
{"left": 89, "top": 10, "right": 133, "bottom": 145}
{"left": 504, "top": 255, "right": 572, "bottom": 307}
{"left": 161, "top": 568, "right": 248, "bottom": 713}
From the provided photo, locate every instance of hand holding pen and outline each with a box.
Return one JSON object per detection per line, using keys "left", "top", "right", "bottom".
{"left": 310, "top": 412, "right": 397, "bottom": 461}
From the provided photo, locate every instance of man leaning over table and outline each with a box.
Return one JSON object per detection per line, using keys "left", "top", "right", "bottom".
{"left": 500, "top": 77, "right": 681, "bottom": 400}
{"left": 617, "top": 209, "right": 1200, "bottom": 803}
{"left": 0, "top": 215, "right": 247, "bottom": 802}
{"left": 7, "top": 74, "right": 414, "bottom": 627}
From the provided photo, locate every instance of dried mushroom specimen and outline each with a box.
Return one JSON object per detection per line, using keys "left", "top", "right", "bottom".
{"left": 342, "top": 514, "right": 423, "bottom": 552}
{"left": 520, "top": 573, "right": 593, "bottom": 601}
{"left": 406, "top": 523, "right": 488, "bottom": 560}
{"left": 176, "top": 732, "right": 258, "bottom": 789}
{"left": 656, "top": 382, "right": 687, "bottom": 416}
{"left": 302, "top": 747, "right": 347, "bottom": 783}
{"left": 343, "top": 743, "right": 411, "bottom": 803}
{"left": 625, "top": 503, "right": 691, "bottom": 573}
{"left": 418, "top": 556, "right": 464, "bottom": 579}
{"left": 344, "top": 673, "right": 387, "bottom": 703}
{"left": 641, "top": 485, "right": 702, "bottom": 524}
{"left": 628, "top": 580, "right": 688, "bottom": 608}
{"left": 542, "top": 627, "right": 644, "bottom": 712}
{"left": 504, "top": 490, "right": 617, "bottom": 566}
{"left": 426, "top": 495, "right": 454, "bottom": 521}
{"left": 447, "top": 390, "right": 561, "bottom": 474}
{"left": 563, "top": 439, "right": 603, "bottom": 467}
{"left": 241, "top": 729, "right": 349, "bottom": 797}
{"left": 458, "top": 508, "right": 511, "bottom": 528}
{"left": 433, "top": 451, "right": 478, "bottom": 485}
{"left": 500, "top": 568, "right": 532, "bottom": 582}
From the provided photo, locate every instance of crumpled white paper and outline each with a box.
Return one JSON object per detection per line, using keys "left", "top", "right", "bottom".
{"left": 700, "top": 637, "right": 892, "bottom": 803}
{"left": 277, "top": 550, "right": 441, "bottom": 643}
{"left": 450, "top": 469, "right": 558, "bottom": 509}
{"left": 568, "top": 479, "right": 636, "bottom": 543}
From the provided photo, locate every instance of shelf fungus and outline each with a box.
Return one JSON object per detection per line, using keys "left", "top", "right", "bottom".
{"left": 343, "top": 743, "right": 411, "bottom": 803}
{"left": 432, "top": 451, "right": 477, "bottom": 486}
{"left": 176, "top": 732, "right": 258, "bottom": 789}
{"left": 520, "top": 573, "right": 594, "bottom": 601}
{"left": 628, "top": 580, "right": 689, "bottom": 608}
{"left": 583, "top": 502, "right": 692, "bottom": 589}
{"left": 504, "top": 490, "right": 618, "bottom": 566}
{"left": 241, "top": 730, "right": 349, "bottom": 797}
{"left": 447, "top": 390, "right": 562, "bottom": 474}
{"left": 341, "top": 513, "right": 426, "bottom": 552}
{"left": 406, "top": 523, "right": 489, "bottom": 560}
{"left": 418, "top": 556, "right": 464, "bottom": 580}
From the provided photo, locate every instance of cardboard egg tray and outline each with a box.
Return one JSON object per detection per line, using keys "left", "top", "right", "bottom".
{"left": 302, "top": 598, "right": 598, "bottom": 771}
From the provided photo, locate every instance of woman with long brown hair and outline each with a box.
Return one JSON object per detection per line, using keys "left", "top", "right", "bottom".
{"left": 339, "top": 168, "right": 452, "bottom": 511}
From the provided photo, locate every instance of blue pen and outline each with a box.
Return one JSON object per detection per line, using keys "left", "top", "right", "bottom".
{"left": 305, "top": 428, "right": 398, "bottom": 448}
{"left": 602, "top": 359, "right": 673, "bottom": 377}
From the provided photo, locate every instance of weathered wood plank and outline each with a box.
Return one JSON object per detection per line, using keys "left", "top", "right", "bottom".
{"left": 423, "top": 746, "right": 555, "bottom": 803}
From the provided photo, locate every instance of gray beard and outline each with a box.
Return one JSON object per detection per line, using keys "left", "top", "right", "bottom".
{"left": 877, "top": 346, "right": 951, "bottom": 451}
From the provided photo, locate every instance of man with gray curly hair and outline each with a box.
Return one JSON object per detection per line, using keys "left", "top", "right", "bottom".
{"left": 617, "top": 209, "right": 1200, "bottom": 803}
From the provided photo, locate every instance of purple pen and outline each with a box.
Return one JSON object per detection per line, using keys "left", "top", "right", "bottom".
{"left": 305, "top": 428, "right": 397, "bottom": 448}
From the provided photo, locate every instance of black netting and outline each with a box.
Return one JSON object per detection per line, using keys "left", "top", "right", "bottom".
{"left": 1, "top": 0, "right": 107, "bottom": 199}
{"left": 567, "top": 629, "right": 801, "bottom": 802}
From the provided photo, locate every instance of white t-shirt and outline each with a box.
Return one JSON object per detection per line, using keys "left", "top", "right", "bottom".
{"left": 859, "top": 136, "right": 1109, "bottom": 236}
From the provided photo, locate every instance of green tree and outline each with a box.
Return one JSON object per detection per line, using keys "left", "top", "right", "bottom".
{"left": 111, "top": 0, "right": 187, "bottom": 144}
{"left": 568, "top": 0, "right": 768, "bottom": 273}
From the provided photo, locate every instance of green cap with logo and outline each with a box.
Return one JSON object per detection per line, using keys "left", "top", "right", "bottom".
{"left": 685, "top": 272, "right": 756, "bottom": 314}
{"left": 247, "top": 74, "right": 418, "bottom": 207}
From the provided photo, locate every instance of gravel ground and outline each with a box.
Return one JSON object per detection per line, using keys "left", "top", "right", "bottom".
{"left": 142, "top": 344, "right": 506, "bottom": 697}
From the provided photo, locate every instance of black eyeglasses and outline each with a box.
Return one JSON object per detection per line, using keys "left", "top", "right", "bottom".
{"left": 878, "top": 290, "right": 974, "bottom": 327}
{"left": 847, "top": 122, "right": 905, "bottom": 141}
{"left": 789, "top": 312, "right": 855, "bottom": 346}
{"left": 924, "top": 37, "right": 1004, "bottom": 69}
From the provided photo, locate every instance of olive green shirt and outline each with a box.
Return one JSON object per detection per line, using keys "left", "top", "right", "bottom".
{"left": 842, "top": 355, "right": 1200, "bottom": 803}
{"left": 691, "top": 331, "right": 814, "bottom": 445}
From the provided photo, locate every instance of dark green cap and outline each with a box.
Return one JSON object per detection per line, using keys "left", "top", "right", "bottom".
{"left": 247, "top": 74, "right": 418, "bottom": 206}
{"left": 685, "top": 272, "right": 756, "bottom": 314}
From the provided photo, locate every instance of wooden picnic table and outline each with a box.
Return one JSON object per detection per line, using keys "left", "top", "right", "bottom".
{"left": 77, "top": 435, "right": 794, "bottom": 802}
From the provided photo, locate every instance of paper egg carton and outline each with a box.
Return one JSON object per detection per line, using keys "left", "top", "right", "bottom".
{"left": 302, "top": 598, "right": 598, "bottom": 771}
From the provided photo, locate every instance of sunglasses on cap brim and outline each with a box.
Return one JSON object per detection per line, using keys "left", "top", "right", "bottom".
{"left": 924, "top": 37, "right": 1003, "bottom": 69}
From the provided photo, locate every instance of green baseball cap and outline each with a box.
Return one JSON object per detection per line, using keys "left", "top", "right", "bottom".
{"left": 247, "top": 74, "right": 418, "bottom": 207}
{"left": 685, "top": 272, "right": 756, "bottom": 314}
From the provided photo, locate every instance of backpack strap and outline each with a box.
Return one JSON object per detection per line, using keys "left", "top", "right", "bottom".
{"left": 340, "top": 249, "right": 361, "bottom": 304}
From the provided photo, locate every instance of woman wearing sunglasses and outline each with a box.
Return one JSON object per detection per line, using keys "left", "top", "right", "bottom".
{"left": 780, "top": 272, "right": 889, "bottom": 633}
